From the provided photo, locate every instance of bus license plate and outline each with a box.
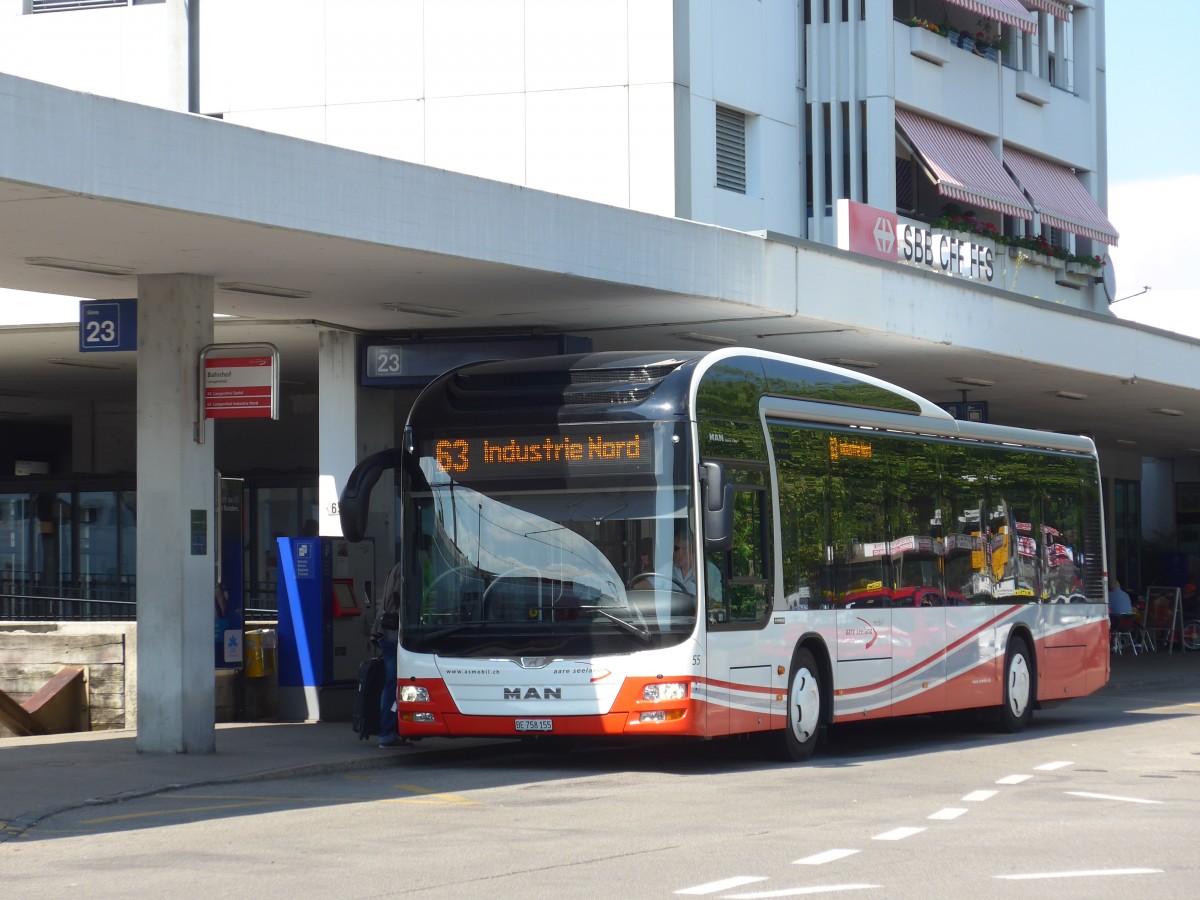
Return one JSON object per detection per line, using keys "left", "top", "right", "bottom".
{"left": 515, "top": 718, "right": 553, "bottom": 732}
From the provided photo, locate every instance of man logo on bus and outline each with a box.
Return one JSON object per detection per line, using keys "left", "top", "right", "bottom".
{"left": 504, "top": 687, "right": 562, "bottom": 700}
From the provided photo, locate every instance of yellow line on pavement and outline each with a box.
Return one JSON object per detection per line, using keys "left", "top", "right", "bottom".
{"left": 81, "top": 800, "right": 273, "bottom": 825}
{"left": 385, "top": 784, "right": 480, "bottom": 806}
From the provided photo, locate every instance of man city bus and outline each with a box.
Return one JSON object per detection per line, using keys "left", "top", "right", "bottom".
{"left": 338, "top": 349, "right": 1109, "bottom": 760}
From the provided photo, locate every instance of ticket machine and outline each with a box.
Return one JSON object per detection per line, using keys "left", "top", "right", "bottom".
{"left": 276, "top": 536, "right": 375, "bottom": 721}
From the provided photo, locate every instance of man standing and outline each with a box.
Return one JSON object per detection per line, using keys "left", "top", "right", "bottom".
{"left": 373, "top": 561, "right": 403, "bottom": 748}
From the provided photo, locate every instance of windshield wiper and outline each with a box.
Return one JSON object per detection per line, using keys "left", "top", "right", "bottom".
{"left": 420, "top": 622, "right": 486, "bottom": 642}
{"left": 577, "top": 605, "right": 651, "bottom": 642}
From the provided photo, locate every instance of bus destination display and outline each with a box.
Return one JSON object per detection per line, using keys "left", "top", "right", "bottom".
{"left": 425, "top": 429, "right": 654, "bottom": 480}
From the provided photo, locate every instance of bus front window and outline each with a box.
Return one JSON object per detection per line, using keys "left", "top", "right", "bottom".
{"left": 403, "top": 423, "right": 698, "bottom": 657}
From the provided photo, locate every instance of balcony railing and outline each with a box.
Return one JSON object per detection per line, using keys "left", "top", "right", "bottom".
{"left": 30, "top": 0, "right": 129, "bottom": 13}
{"left": 903, "top": 18, "right": 1001, "bottom": 63}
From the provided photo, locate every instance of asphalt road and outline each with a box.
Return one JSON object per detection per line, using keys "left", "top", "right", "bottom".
{"left": 4, "top": 681, "right": 1198, "bottom": 899}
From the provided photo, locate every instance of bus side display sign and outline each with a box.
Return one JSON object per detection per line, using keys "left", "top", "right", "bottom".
{"left": 426, "top": 428, "right": 654, "bottom": 480}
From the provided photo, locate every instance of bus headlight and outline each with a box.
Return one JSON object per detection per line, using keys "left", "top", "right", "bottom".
{"left": 400, "top": 685, "right": 430, "bottom": 703}
{"left": 643, "top": 682, "right": 688, "bottom": 702}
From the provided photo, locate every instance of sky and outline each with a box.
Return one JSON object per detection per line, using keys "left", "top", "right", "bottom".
{"left": 1104, "top": 1, "right": 1200, "bottom": 334}
{"left": 1, "top": 3, "right": 1196, "bottom": 334}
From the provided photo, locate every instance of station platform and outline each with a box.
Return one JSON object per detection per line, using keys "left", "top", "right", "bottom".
{"left": 2, "top": 648, "right": 1198, "bottom": 843}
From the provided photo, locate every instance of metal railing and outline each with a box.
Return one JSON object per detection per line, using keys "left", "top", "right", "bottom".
{"left": 30, "top": 0, "right": 130, "bottom": 12}
{"left": 1, "top": 584, "right": 278, "bottom": 622}
{"left": 0, "top": 591, "right": 136, "bottom": 621}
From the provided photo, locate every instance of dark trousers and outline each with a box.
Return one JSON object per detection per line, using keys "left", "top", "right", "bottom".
{"left": 378, "top": 636, "right": 399, "bottom": 743}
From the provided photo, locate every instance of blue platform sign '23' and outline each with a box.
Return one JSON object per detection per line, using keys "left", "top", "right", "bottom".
{"left": 79, "top": 299, "right": 137, "bottom": 352}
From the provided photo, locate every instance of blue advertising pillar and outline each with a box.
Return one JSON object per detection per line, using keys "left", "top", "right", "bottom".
{"left": 276, "top": 536, "right": 374, "bottom": 721}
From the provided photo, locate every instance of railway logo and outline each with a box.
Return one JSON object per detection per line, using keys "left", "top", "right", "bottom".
{"left": 873, "top": 216, "right": 895, "bottom": 254}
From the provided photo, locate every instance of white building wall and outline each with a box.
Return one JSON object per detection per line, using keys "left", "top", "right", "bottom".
{"left": 0, "top": 0, "right": 185, "bottom": 109}
{"left": 3, "top": 0, "right": 1113, "bottom": 299}
{"left": 199, "top": 0, "right": 687, "bottom": 215}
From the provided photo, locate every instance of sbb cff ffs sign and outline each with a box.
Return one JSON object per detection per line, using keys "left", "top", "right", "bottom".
{"left": 205, "top": 356, "right": 275, "bottom": 419}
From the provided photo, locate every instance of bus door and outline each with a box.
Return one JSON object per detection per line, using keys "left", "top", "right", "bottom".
{"left": 703, "top": 472, "right": 773, "bottom": 737}
{"left": 941, "top": 456, "right": 1001, "bottom": 711}
{"left": 889, "top": 537, "right": 947, "bottom": 716}
{"left": 828, "top": 437, "right": 893, "bottom": 720}
{"left": 834, "top": 549, "right": 892, "bottom": 720}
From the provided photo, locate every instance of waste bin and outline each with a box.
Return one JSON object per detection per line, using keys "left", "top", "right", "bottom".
{"left": 245, "top": 628, "right": 277, "bottom": 678}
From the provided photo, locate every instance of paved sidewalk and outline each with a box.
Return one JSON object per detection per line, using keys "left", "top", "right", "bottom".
{"left": 3, "top": 647, "right": 1198, "bottom": 842}
{"left": 0, "top": 722, "right": 502, "bottom": 842}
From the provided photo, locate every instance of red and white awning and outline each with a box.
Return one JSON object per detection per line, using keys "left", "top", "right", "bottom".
{"left": 945, "top": 0, "right": 1038, "bottom": 33}
{"left": 1022, "top": 0, "right": 1072, "bottom": 21}
{"left": 1003, "top": 146, "right": 1119, "bottom": 245}
{"left": 896, "top": 109, "right": 1034, "bottom": 220}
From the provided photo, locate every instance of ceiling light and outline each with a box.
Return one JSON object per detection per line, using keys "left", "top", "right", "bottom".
{"left": 25, "top": 256, "right": 133, "bottom": 277}
{"left": 47, "top": 357, "right": 122, "bottom": 370}
{"left": 1150, "top": 407, "right": 1184, "bottom": 417}
{"left": 1116, "top": 439, "right": 1138, "bottom": 446}
{"left": 381, "top": 302, "right": 461, "bottom": 318}
{"left": 1053, "top": 390, "right": 1088, "bottom": 400}
{"left": 823, "top": 357, "right": 879, "bottom": 369}
{"left": 674, "top": 332, "right": 738, "bottom": 346}
{"left": 218, "top": 282, "right": 311, "bottom": 299}
{"left": 949, "top": 376, "right": 995, "bottom": 387}
{"left": 1188, "top": 448, "right": 1200, "bottom": 454}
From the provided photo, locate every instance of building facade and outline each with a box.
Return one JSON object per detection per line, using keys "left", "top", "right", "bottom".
{"left": 2, "top": 1, "right": 1115, "bottom": 299}
{"left": 2, "top": 0, "right": 1188, "bottom": 612}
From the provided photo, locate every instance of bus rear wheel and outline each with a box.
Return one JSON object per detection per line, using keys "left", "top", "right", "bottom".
{"left": 775, "top": 647, "right": 821, "bottom": 762}
{"left": 997, "top": 636, "right": 1033, "bottom": 733}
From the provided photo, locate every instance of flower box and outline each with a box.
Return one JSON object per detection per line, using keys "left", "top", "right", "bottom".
{"left": 945, "top": 29, "right": 998, "bottom": 62}
{"left": 1015, "top": 71, "right": 1052, "bottom": 107}
{"left": 1056, "top": 264, "right": 1094, "bottom": 289}
{"left": 909, "top": 25, "right": 951, "bottom": 66}
{"left": 1007, "top": 246, "right": 1056, "bottom": 268}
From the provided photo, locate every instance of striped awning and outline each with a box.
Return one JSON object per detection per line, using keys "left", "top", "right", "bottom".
{"left": 896, "top": 109, "right": 1034, "bottom": 220}
{"left": 1003, "top": 147, "right": 1119, "bottom": 245}
{"left": 945, "top": 0, "right": 1038, "bottom": 33}
{"left": 1022, "top": 0, "right": 1072, "bottom": 20}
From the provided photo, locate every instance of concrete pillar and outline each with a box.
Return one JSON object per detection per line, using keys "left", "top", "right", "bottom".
{"left": 317, "top": 329, "right": 359, "bottom": 539}
{"left": 317, "top": 328, "right": 398, "bottom": 601}
{"left": 135, "top": 274, "right": 215, "bottom": 753}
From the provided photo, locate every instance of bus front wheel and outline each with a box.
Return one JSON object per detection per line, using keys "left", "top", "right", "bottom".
{"left": 776, "top": 647, "right": 821, "bottom": 762}
{"left": 997, "top": 636, "right": 1033, "bottom": 733}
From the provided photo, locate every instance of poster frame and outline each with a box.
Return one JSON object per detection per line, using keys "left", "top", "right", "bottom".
{"left": 1143, "top": 585, "right": 1181, "bottom": 653}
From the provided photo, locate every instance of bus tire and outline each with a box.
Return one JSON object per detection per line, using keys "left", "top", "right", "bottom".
{"left": 997, "top": 636, "right": 1033, "bottom": 733}
{"left": 776, "top": 647, "right": 821, "bottom": 762}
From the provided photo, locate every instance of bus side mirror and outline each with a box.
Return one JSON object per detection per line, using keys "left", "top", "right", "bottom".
{"left": 339, "top": 448, "right": 402, "bottom": 542}
{"left": 700, "top": 461, "right": 734, "bottom": 552}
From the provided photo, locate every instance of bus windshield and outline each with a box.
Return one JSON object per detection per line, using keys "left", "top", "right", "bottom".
{"left": 401, "top": 421, "right": 700, "bottom": 657}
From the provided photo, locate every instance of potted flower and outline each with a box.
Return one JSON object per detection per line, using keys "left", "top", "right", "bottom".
{"left": 1066, "top": 253, "right": 1104, "bottom": 272}
{"left": 973, "top": 19, "right": 1008, "bottom": 54}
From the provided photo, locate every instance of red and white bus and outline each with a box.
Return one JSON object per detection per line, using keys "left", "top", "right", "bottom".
{"left": 339, "top": 349, "right": 1109, "bottom": 760}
